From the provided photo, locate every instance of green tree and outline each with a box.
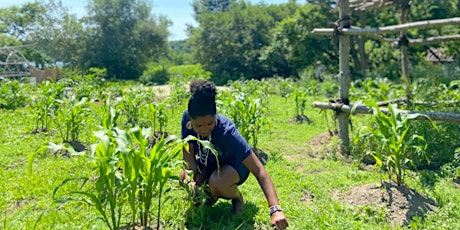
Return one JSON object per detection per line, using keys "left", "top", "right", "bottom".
{"left": 84, "top": 0, "right": 170, "bottom": 79}
{"left": 261, "top": 2, "right": 336, "bottom": 78}
{"left": 193, "top": 0, "right": 233, "bottom": 14}
{"left": 0, "top": 0, "right": 83, "bottom": 67}
{"left": 190, "top": 1, "right": 295, "bottom": 84}
{"left": 168, "top": 40, "right": 194, "bottom": 65}
{"left": 0, "top": 2, "right": 43, "bottom": 40}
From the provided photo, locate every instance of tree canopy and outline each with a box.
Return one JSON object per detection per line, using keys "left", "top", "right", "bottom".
{"left": 0, "top": 0, "right": 170, "bottom": 79}
{"left": 83, "top": 0, "right": 170, "bottom": 79}
{"left": 0, "top": 0, "right": 458, "bottom": 82}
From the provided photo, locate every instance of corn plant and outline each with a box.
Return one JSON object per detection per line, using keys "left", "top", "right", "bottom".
{"left": 144, "top": 101, "right": 168, "bottom": 133}
{"left": 115, "top": 127, "right": 218, "bottom": 229}
{"left": 358, "top": 102, "right": 437, "bottom": 186}
{"left": 91, "top": 96, "right": 122, "bottom": 132}
{"left": 119, "top": 89, "right": 145, "bottom": 126}
{"left": 167, "top": 76, "right": 189, "bottom": 115}
{"left": 55, "top": 97, "right": 89, "bottom": 144}
{"left": 292, "top": 85, "right": 308, "bottom": 118}
{"left": 52, "top": 129, "right": 126, "bottom": 230}
{"left": 220, "top": 92, "right": 268, "bottom": 149}
{"left": 231, "top": 79, "right": 269, "bottom": 105}
{"left": 49, "top": 124, "right": 217, "bottom": 229}
{"left": 0, "top": 79, "right": 29, "bottom": 110}
{"left": 31, "top": 97, "right": 125, "bottom": 229}
{"left": 265, "top": 77, "right": 294, "bottom": 99}
{"left": 117, "top": 128, "right": 176, "bottom": 228}
{"left": 29, "top": 82, "right": 63, "bottom": 132}
{"left": 350, "top": 77, "right": 405, "bottom": 102}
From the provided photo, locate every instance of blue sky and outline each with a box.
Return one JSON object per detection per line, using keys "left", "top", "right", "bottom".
{"left": 0, "top": 0, "right": 290, "bottom": 40}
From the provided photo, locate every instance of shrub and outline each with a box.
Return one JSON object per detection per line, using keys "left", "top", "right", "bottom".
{"left": 140, "top": 65, "right": 169, "bottom": 85}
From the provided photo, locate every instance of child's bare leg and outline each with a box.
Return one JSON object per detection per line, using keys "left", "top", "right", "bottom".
{"left": 208, "top": 165, "right": 244, "bottom": 214}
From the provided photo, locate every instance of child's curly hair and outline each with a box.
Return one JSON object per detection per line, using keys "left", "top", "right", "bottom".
{"left": 188, "top": 80, "right": 217, "bottom": 119}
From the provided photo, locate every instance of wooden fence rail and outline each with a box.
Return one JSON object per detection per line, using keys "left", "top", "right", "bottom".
{"left": 313, "top": 102, "right": 460, "bottom": 124}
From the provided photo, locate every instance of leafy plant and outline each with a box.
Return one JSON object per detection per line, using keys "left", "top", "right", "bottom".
{"left": 220, "top": 91, "right": 268, "bottom": 149}
{"left": 55, "top": 97, "right": 89, "bottom": 144}
{"left": 292, "top": 85, "right": 308, "bottom": 119}
{"left": 358, "top": 102, "right": 437, "bottom": 185}
{"left": 350, "top": 77, "right": 405, "bottom": 102}
{"left": 114, "top": 127, "right": 177, "bottom": 228}
{"left": 53, "top": 129, "right": 125, "bottom": 230}
{"left": 264, "top": 77, "right": 294, "bottom": 99}
{"left": 118, "top": 89, "right": 145, "bottom": 127}
{"left": 29, "top": 82, "right": 63, "bottom": 132}
{"left": 140, "top": 64, "right": 170, "bottom": 85}
{"left": 0, "top": 79, "right": 29, "bottom": 110}
{"left": 144, "top": 101, "right": 168, "bottom": 133}
{"left": 49, "top": 121, "right": 218, "bottom": 229}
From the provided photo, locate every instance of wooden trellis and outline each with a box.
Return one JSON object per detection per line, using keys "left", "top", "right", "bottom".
{"left": 311, "top": 0, "right": 460, "bottom": 155}
{"left": 0, "top": 46, "right": 31, "bottom": 79}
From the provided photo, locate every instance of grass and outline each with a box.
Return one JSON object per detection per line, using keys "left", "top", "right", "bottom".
{"left": 1, "top": 79, "right": 459, "bottom": 229}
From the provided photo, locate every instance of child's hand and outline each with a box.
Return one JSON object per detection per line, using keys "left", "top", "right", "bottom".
{"left": 270, "top": 211, "right": 288, "bottom": 229}
{"left": 194, "top": 172, "right": 205, "bottom": 186}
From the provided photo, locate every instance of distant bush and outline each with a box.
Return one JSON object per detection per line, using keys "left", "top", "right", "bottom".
{"left": 140, "top": 64, "right": 169, "bottom": 85}
{"left": 412, "top": 61, "right": 460, "bottom": 85}
{"left": 0, "top": 79, "right": 30, "bottom": 110}
{"left": 168, "top": 64, "right": 211, "bottom": 82}
{"left": 140, "top": 64, "right": 211, "bottom": 85}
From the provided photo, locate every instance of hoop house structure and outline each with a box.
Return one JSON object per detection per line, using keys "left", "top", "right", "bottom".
{"left": 0, "top": 46, "right": 31, "bottom": 79}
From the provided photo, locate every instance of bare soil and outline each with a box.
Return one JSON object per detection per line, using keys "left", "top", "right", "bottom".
{"left": 304, "top": 131, "right": 438, "bottom": 227}
{"left": 332, "top": 180, "right": 437, "bottom": 226}
{"left": 288, "top": 114, "right": 313, "bottom": 124}
{"left": 149, "top": 84, "right": 229, "bottom": 99}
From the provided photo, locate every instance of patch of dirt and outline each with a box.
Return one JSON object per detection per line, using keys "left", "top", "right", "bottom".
{"left": 454, "top": 178, "right": 460, "bottom": 188}
{"left": 288, "top": 115, "right": 313, "bottom": 124}
{"left": 149, "top": 85, "right": 229, "bottom": 100}
{"left": 308, "top": 131, "right": 336, "bottom": 150}
{"left": 284, "top": 132, "right": 333, "bottom": 161}
{"left": 147, "top": 131, "right": 170, "bottom": 149}
{"left": 31, "top": 128, "right": 48, "bottom": 134}
{"left": 332, "top": 180, "right": 438, "bottom": 226}
{"left": 253, "top": 148, "right": 269, "bottom": 165}
{"left": 300, "top": 190, "right": 315, "bottom": 204}
{"left": 67, "top": 141, "right": 87, "bottom": 152}
{"left": 294, "top": 131, "right": 438, "bottom": 227}
{"left": 286, "top": 131, "right": 341, "bottom": 162}
{"left": 54, "top": 141, "right": 87, "bottom": 156}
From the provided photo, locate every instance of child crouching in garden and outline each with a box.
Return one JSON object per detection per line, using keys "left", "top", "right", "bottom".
{"left": 179, "top": 80, "right": 288, "bottom": 229}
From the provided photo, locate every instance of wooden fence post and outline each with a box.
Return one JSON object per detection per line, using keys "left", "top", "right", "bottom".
{"left": 399, "top": 0, "right": 412, "bottom": 102}
{"left": 337, "top": 0, "right": 352, "bottom": 155}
